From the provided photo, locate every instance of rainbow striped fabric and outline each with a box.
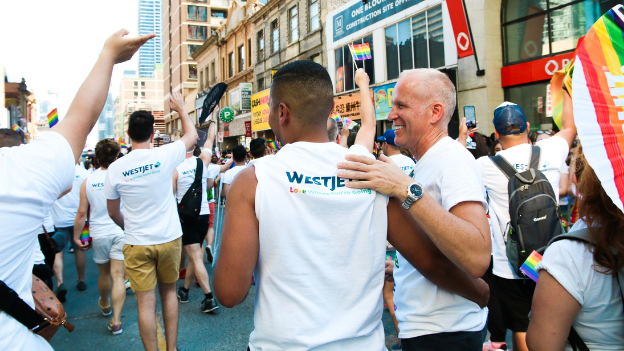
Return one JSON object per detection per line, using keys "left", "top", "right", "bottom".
{"left": 343, "top": 117, "right": 358, "bottom": 130}
{"left": 47, "top": 108, "right": 58, "bottom": 128}
{"left": 550, "top": 37, "right": 583, "bottom": 129}
{"left": 267, "top": 140, "right": 280, "bottom": 151}
{"left": 11, "top": 125, "right": 22, "bottom": 133}
{"left": 80, "top": 224, "right": 92, "bottom": 245}
{"left": 519, "top": 250, "right": 543, "bottom": 282}
{"left": 348, "top": 43, "right": 372, "bottom": 61}
{"left": 330, "top": 111, "right": 342, "bottom": 122}
{"left": 572, "top": 4, "right": 624, "bottom": 213}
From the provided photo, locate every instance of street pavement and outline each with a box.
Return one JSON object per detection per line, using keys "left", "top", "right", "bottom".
{"left": 49, "top": 248, "right": 399, "bottom": 350}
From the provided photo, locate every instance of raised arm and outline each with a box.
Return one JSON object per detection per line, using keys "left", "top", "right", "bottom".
{"left": 556, "top": 91, "right": 577, "bottom": 148}
{"left": 169, "top": 91, "right": 199, "bottom": 152}
{"left": 219, "top": 158, "right": 233, "bottom": 173}
{"left": 199, "top": 106, "right": 219, "bottom": 166}
{"left": 53, "top": 29, "right": 155, "bottom": 162}
{"left": 354, "top": 69, "right": 375, "bottom": 153}
{"left": 73, "top": 181, "right": 90, "bottom": 251}
{"left": 339, "top": 124, "right": 349, "bottom": 148}
{"left": 387, "top": 198, "right": 489, "bottom": 307}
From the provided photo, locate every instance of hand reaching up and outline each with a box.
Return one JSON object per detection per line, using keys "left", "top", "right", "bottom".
{"left": 355, "top": 68, "right": 370, "bottom": 88}
{"left": 169, "top": 91, "right": 186, "bottom": 113}
{"left": 102, "top": 29, "right": 156, "bottom": 64}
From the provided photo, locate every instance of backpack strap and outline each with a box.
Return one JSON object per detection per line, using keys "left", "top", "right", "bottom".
{"left": 0, "top": 279, "right": 48, "bottom": 333}
{"left": 530, "top": 146, "right": 541, "bottom": 172}
{"left": 194, "top": 157, "right": 203, "bottom": 182}
{"left": 489, "top": 155, "right": 517, "bottom": 180}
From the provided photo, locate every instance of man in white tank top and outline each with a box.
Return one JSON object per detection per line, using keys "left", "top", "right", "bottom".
{"left": 214, "top": 63, "right": 489, "bottom": 351}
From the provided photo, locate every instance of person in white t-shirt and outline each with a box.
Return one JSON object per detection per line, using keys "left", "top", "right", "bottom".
{"left": 221, "top": 145, "right": 247, "bottom": 198}
{"left": 50, "top": 163, "right": 89, "bottom": 301}
{"left": 0, "top": 30, "right": 154, "bottom": 351}
{"left": 104, "top": 91, "right": 198, "bottom": 351}
{"left": 474, "top": 102, "right": 576, "bottom": 351}
{"left": 338, "top": 68, "right": 491, "bottom": 350}
{"left": 214, "top": 62, "right": 488, "bottom": 351}
{"left": 527, "top": 150, "right": 624, "bottom": 351}
{"left": 72, "top": 139, "right": 127, "bottom": 335}
{"left": 377, "top": 129, "right": 415, "bottom": 176}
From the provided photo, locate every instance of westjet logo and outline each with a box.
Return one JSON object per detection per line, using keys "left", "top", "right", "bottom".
{"left": 181, "top": 169, "right": 196, "bottom": 176}
{"left": 286, "top": 171, "right": 346, "bottom": 192}
{"left": 91, "top": 183, "right": 104, "bottom": 188}
{"left": 122, "top": 164, "right": 155, "bottom": 177}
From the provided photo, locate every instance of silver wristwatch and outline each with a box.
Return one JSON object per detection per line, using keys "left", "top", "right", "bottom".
{"left": 402, "top": 182, "right": 424, "bottom": 209}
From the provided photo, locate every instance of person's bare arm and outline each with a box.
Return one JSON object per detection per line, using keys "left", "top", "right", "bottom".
{"left": 559, "top": 171, "right": 569, "bottom": 199}
{"left": 354, "top": 69, "right": 375, "bottom": 153}
{"left": 219, "top": 158, "right": 233, "bottom": 172}
{"left": 107, "top": 198, "right": 124, "bottom": 230}
{"left": 339, "top": 125, "right": 349, "bottom": 148}
{"left": 458, "top": 117, "right": 480, "bottom": 148}
{"left": 338, "top": 154, "right": 491, "bottom": 278}
{"left": 73, "top": 181, "right": 90, "bottom": 251}
{"left": 206, "top": 178, "right": 214, "bottom": 191}
{"left": 387, "top": 198, "right": 489, "bottom": 307}
{"left": 169, "top": 91, "right": 199, "bottom": 152}
{"left": 172, "top": 169, "right": 178, "bottom": 196}
{"left": 58, "top": 186, "right": 72, "bottom": 199}
{"left": 53, "top": 30, "right": 155, "bottom": 163}
{"left": 222, "top": 183, "right": 231, "bottom": 199}
{"left": 526, "top": 270, "right": 581, "bottom": 351}
{"left": 199, "top": 106, "right": 219, "bottom": 166}
{"left": 213, "top": 167, "right": 259, "bottom": 307}
{"left": 556, "top": 91, "right": 577, "bottom": 149}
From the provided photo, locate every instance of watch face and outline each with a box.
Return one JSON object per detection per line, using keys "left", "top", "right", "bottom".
{"left": 410, "top": 184, "right": 423, "bottom": 197}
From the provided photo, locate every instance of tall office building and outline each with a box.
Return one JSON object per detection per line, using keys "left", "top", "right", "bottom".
{"left": 138, "top": 0, "right": 162, "bottom": 78}
{"left": 97, "top": 93, "right": 115, "bottom": 140}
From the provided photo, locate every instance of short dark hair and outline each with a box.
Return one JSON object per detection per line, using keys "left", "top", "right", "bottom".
{"left": 128, "top": 110, "right": 154, "bottom": 142}
{"left": 95, "top": 139, "right": 120, "bottom": 168}
{"left": 271, "top": 60, "right": 334, "bottom": 125}
{"left": 232, "top": 145, "right": 247, "bottom": 162}
{"left": 249, "top": 138, "right": 266, "bottom": 159}
{"left": 0, "top": 129, "right": 22, "bottom": 147}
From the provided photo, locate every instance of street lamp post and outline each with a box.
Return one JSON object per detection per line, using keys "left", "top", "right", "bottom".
{"left": 155, "top": 130, "right": 162, "bottom": 147}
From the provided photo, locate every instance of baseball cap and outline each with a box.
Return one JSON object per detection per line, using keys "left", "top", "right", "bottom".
{"left": 377, "top": 129, "right": 396, "bottom": 146}
{"left": 493, "top": 102, "right": 528, "bottom": 135}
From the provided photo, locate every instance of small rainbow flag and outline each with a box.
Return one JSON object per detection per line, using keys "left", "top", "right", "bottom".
{"left": 343, "top": 117, "right": 358, "bottom": 130}
{"left": 47, "top": 108, "right": 58, "bottom": 128}
{"left": 330, "top": 111, "right": 342, "bottom": 122}
{"left": 118, "top": 137, "right": 128, "bottom": 149}
{"left": 267, "top": 140, "right": 280, "bottom": 151}
{"left": 80, "top": 224, "right": 92, "bottom": 245}
{"left": 373, "top": 142, "right": 380, "bottom": 158}
{"left": 11, "top": 125, "right": 22, "bottom": 133}
{"left": 519, "top": 250, "right": 543, "bottom": 282}
{"left": 348, "top": 43, "right": 372, "bottom": 61}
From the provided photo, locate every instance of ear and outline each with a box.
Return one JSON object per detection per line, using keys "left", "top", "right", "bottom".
{"left": 430, "top": 102, "right": 445, "bottom": 124}
{"left": 494, "top": 130, "right": 501, "bottom": 141}
{"left": 279, "top": 102, "right": 290, "bottom": 126}
{"left": 336, "top": 134, "right": 341, "bottom": 145}
{"left": 526, "top": 122, "right": 531, "bottom": 132}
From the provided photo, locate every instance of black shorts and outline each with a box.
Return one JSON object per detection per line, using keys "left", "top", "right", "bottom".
{"left": 494, "top": 275, "right": 536, "bottom": 332}
{"left": 402, "top": 327, "right": 487, "bottom": 351}
{"left": 181, "top": 215, "right": 210, "bottom": 246}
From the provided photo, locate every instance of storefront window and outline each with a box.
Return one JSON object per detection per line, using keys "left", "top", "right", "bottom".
{"left": 504, "top": 82, "right": 550, "bottom": 133}
{"left": 385, "top": 5, "right": 446, "bottom": 81}
{"left": 502, "top": 0, "right": 620, "bottom": 65}
{"left": 335, "top": 36, "right": 375, "bottom": 93}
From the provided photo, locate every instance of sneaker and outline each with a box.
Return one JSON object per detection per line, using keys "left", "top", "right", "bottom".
{"left": 205, "top": 246, "right": 213, "bottom": 264}
{"left": 76, "top": 281, "right": 87, "bottom": 291}
{"left": 200, "top": 297, "right": 219, "bottom": 313}
{"left": 99, "top": 297, "right": 112, "bottom": 316}
{"left": 177, "top": 287, "right": 189, "bottom": 303}
{"left": 124, "top": 279, "right": 132, "bottom": 291}
{"left": 391, "top": 342, "right": 402, "bottom": 350}
{"left": 55, "top": 283, "right": 67, "bottom": 303}
{"left": 107, "top": 321, "right": 123, "bottom": 335}
{"left": 483, "top": 341, "right": 508, "bottom": 351}
{"left": 68, "top": 247, "right": 75, "bottom": 253}
{"left": 179, "top": 268, "right": 186, "bottom": 280}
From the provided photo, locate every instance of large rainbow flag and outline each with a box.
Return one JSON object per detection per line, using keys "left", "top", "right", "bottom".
{"left": 572, "top": 4, "right": 624, "bottom": 212}
{"left": 47, "top": 108, "right": 58, "bottom": 128}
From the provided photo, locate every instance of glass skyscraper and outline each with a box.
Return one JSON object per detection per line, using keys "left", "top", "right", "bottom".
{"left": 138, "top": 0, "right": 162, "bottom": 78}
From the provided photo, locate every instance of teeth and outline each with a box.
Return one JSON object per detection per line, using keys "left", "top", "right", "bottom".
{"left": 394, "top": 126, "right": 404, "bottom": 130}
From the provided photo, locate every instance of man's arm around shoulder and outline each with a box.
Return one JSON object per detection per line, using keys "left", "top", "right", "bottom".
{"left": 213, "top": 166, "right": 259, "bottom": 307}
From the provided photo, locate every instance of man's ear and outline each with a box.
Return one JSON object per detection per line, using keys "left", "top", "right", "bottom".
{"left": 336, "top": 134, "right": 341, "bottom": 145}
{"left": 279, "top": 102, "right": 290, "bottom": 126}
{"left": 430, "top": 102, "right": 444, "bottom": 124}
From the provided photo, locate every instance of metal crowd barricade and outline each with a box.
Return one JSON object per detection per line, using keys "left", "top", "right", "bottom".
{"left": 211, "top": 180, "right": 225, "bottom": 267}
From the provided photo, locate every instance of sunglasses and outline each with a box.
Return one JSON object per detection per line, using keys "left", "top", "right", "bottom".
{"left": 536, "top": 130, "right": 552, "bottom": 135}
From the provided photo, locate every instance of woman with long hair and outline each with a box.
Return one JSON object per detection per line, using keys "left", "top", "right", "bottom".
{"left": 526, "top": 147, "right": 624, "bottom": 350}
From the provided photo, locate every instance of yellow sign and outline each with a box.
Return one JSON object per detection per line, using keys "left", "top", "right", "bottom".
{"left": 251, "top": 89, "right": 271, "bottom": 132}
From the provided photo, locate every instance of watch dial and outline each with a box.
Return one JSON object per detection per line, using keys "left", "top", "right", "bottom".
{"left": 410, "top": 184, "right": 423, "bottom": 197}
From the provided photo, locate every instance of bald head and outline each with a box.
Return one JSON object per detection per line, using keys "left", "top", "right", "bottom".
{"left": 399, "top": 69, "right": 456, "bottom": 124}
{"left": 0, "top": 129, "right": 22, "bottom": 148}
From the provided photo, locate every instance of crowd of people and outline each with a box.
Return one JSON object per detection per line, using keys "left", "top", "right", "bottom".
{"left": 1, "top": 26, "right": 623, "bottom": 351}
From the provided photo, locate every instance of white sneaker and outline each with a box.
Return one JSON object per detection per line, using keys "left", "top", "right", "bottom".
{"left": 124, "top": 279, "right": 132, "bottom": 291}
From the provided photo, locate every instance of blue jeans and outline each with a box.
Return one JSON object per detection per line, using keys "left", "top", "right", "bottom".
{"left": 51, "top": 226, "right": 78, "bottom": 251}
{"left": 402, "top": 327, "right": 487, "bottom": 351}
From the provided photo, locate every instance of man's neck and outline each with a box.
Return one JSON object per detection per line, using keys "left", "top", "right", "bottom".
{"left": 185, "top": 153, "right": 194, "bottom": 159}
{"left": 132, "top": 139, "right": 153, "bottom": 150}
{"left": 234, "top": 161, "right": 246, "bottom": 166}
{"left": 500, "top": 135, "right": 528, "bottom": 150}
{"left": 282, "top": 126, "right": 330, "bottom": 145}
{"left": 410, "top": 129, "right": 448, "bottom": 161}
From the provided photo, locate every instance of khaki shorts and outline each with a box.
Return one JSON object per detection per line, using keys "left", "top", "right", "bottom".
{"left": 123, "top": 237, "right": 182, "bottom": 292}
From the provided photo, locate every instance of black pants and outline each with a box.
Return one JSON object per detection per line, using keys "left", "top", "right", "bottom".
{"left": 402, "top": 328, "right": 486, "bottom": 351}
{"left": 482, "top": 256, "right": 506, "bottom": 342}
{"left": 37, "top": 233, "right": 57, "bottom": 289}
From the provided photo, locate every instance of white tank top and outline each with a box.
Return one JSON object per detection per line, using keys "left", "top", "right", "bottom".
{"left": 175, "top": 157, "right": 210, "bottom": 215}
{"left": 86, "top": 169, "right": 123, "bottom": 237}
{"left": 249, "top": 142, "right": 388, "bottom": 351}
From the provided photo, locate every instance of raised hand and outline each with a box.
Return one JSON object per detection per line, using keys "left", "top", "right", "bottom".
{"left": 102, "top": 29, "right": 156, "bottom": 64}
{"left": 169, "top": 91, "right": 186, "bottom": 113}
{"left": 355, "top": 68, "right": 370, "bottom": 88}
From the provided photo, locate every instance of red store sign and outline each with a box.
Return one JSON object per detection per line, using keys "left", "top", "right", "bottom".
{"left": 245, "top": 121, "right": 252, "bottom": 138}
{"left": 446, "top": 0, "right": 475, "bottom": 58}
{"left": 501, "top": 52, "right": 575, "bottom": 87}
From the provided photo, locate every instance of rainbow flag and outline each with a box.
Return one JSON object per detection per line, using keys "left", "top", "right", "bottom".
{"left": 373, "top": 142, "right": 380, "bottom": 158}
{"left": 330, "top": 111, "right": 342, "bottom": 122}
{"left": 348, "top": 43, "right": 372, "bottom": 61}
{"left": 343, "top": 117, "right": 358, "bottom": 130}
{"left": 267, "top": 140, "right": 280, "bottom": 151}
{"left": 572, "top": 4, "right": 624, "bottom": 213}
{"left": 47, "top": 108, "right": 58, "bottom": 128}
{"left": 519, "top": 250, "right": 543, "bottom": 282}
{"left": 11, "top": 125, "right": 22, "bottom": 133}
{"left": 80, "top": 224, "right": 92, "bottom": 245}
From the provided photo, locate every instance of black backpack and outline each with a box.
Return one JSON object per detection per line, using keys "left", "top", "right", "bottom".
{"left": 543, "top": 228, "right": 624, "bottom": 351}
{"left": 490, "top": 146, "right": 562, "bottom": 277}
{"left": 177, "top": 158, "right": 203, "bottom": 226}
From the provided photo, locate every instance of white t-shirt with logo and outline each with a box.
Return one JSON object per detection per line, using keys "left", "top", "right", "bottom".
{"left": 104, "top": 141, "right": 186, "bottom": 246}
{"left": 250, "top": 142, "right": 389, "bottom": 351}
{"left": 389, "top": 153, "right": 415, "bottom": 176}
{"left": 222, "top": 165, "right": 246, "bottom": 185}
{"left": 175, "top": 156, "right": 214, "bottom": 215}
{"left": 86, "top": 169, "right": 124, "bottom": 237}
{"left": 537, "top": 239, "right": 624, "bottom": 350}
{"left": 394, "top": 136, "right": 488, "bottom": 339}
{"left": 51, "top": 164, "right": 89, "bottom": 228}
{"left": 476, "top": 136, "right": 569, "bottom": 279}
{"left": 0, "top": 132, "right": 75, "bottom": 351}
{"left": 206, "top": 163, "right": 221, "bottom": 204}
